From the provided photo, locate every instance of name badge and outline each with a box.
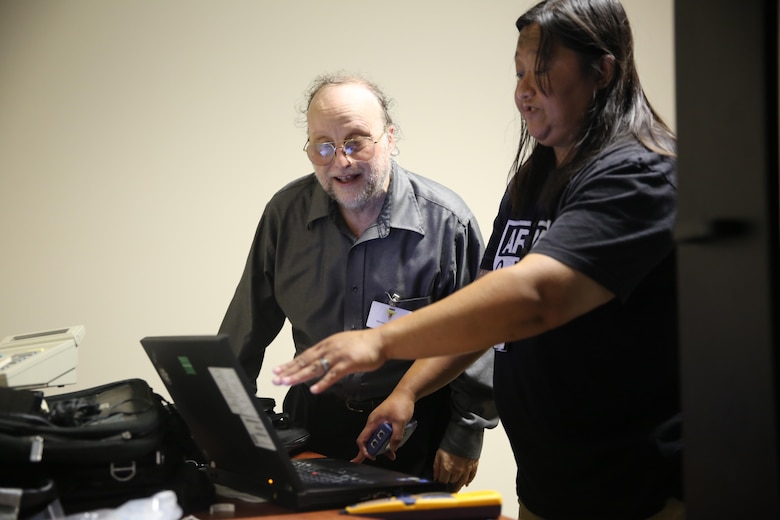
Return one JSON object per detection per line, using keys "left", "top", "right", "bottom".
{"left": 366, "top": 301, "right": 412, "bottom": 328}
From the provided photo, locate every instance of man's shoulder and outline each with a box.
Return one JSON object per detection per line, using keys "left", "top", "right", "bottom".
{"left": 396, "top": 166, "right": 474, "bottom": 219}
{"left": 268, "top": 173, "right": 318, "bottom": 204}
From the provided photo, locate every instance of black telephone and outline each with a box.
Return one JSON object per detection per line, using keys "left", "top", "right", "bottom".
{"left": 255, "top": 396, "right": 310, "bottom": 453}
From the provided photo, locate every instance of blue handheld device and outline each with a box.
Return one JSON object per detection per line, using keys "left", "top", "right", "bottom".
{"left": 366, "top": 419, "right": 418, "bottom": 457}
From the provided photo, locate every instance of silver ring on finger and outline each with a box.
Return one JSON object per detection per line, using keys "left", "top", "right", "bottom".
{"left": 319, "top": 357, "right": 331, "bottom": 374}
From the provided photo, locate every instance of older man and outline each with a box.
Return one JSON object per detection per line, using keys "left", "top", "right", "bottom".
{"left": 219, "top": 72, "right": 496, "bottom": 490}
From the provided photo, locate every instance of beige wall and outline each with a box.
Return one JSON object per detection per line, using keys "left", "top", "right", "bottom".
{"left": 0, "top": 1, "right": 674, "bottom": 516}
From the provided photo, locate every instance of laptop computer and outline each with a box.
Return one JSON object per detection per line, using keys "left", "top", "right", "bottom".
{"left": 140, "top": 334, "right": 445, "bottom": 511}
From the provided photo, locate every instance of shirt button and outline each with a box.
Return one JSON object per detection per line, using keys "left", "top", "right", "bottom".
{"left": 351, "top": 286, "right": 358, "bottom": 293}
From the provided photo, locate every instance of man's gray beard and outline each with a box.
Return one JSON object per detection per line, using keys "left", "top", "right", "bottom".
{"left": 329, "top": 155, "right": 392, "bottom": 211}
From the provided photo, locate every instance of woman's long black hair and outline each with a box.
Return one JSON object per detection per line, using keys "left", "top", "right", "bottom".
{"left": 509, "top": 0, "right": 676, "bottom": 213}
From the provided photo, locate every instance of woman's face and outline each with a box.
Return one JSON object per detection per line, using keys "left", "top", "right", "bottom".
{"left": 514, "top": 23, "right": 599, "bottom": 165}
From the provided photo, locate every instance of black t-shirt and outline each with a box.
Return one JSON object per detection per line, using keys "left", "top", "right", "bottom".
{"left": 482, "top": 140, "right": 681, "bottom": 519}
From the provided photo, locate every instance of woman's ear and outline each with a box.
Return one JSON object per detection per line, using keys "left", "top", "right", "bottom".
{"left": 597, "top": 54, "right": 616, "bottom": 89}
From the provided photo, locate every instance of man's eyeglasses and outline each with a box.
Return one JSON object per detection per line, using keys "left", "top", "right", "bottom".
{"left": 303, "top": 131, "right": 386, "bottom": 166}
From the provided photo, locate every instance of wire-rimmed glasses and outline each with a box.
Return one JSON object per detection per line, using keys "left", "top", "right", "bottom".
{"left": 303, "top": 131, "right": 386, "bottom": 166}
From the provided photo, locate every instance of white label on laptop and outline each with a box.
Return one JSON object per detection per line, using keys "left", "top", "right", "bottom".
{"left": 238, "top": 414, "right": 277, "bottom": 451}
{"left": 209, "top": 367, "right": 276, "bottom": 451}
{"left": 366, "top": 301, "right": 412, "bottom": 328}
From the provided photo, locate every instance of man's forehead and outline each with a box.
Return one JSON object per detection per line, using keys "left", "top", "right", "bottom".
{"left": 310, "top": 83, "right": 377, "bottom": 108}
{"left": 307, "top": 83, "right": 384, "bottom": 127}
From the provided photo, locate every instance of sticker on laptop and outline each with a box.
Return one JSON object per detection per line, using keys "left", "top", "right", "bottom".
{"left": 209, "top": 366, "right": 276, "bottom": 451}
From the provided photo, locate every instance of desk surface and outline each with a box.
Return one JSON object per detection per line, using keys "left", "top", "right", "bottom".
{"left": 195, "top": 499, "right": 516, "bottom": 519}
{"left": 192, "top": 491, "right": 516, "bottom": 520}
{"left": 189, "top": 452, "right": 515, "bottom": 520}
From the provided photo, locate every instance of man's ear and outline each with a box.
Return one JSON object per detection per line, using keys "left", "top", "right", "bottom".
{"left": 386, "top": 124, "right": 397, "bottom": 150}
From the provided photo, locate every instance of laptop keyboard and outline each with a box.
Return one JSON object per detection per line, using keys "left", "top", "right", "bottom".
{"left": 293, "top": 459, "right": 374, "bottom": 486}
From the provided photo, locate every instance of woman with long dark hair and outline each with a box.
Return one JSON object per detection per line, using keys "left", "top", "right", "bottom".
{"left": 275, "top": 1, "right": 682, "bottom": 517}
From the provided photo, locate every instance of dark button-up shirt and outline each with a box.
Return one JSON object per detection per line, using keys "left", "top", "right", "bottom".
{"left": 220, "top": 161, "right": 497, "bottom": 458}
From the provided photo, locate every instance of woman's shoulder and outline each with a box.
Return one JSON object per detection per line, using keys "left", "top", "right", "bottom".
{"left": 587, "top": 138, "right": 676, "bottom": 177}
{"left": 597, "top": 137, "right": 672, "bottom": 161}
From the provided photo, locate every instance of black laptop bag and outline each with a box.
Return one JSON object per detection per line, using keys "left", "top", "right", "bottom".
{"left": 0, "top": 378, "right": 214, "bottom": 516}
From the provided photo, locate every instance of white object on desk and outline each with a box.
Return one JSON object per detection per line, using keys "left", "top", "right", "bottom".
{"left": 0, "top": 325, "right": 85, "bottom": 389}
